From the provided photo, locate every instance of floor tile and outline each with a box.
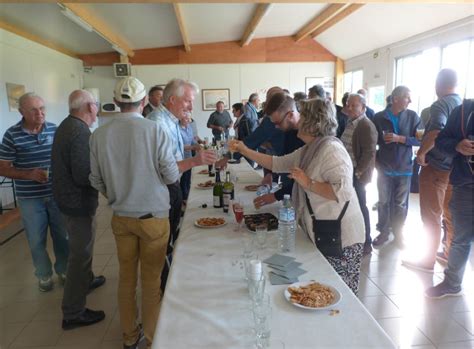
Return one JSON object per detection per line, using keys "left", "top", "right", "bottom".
{"left": 415, "top": 314, "right": 473, "bottom": 344}
{"left": 10, "top": 321, "right": 62, "bottom": 347}
{"left": 360, "top": 295, "right": 401, "bottom": 319}
{"left": 452, "top": 312, "right": 474, "bottom": 336}
{"left": 437, "top": 341, "right": 474, "bottom": 348}
{"left": 376, "top": 317, "right": 433, "bottom": 347}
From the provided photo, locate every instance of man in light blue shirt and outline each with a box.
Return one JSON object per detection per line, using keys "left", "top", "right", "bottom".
{"left": 147, "top": 78, "right": 217, "bottom": 289}
{"left": 245, "top": 93, "right": 260, "bottom": 132}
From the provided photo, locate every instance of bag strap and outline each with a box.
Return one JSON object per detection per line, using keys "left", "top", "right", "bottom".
{"left": 304, "top": 193, "right": 349, "bottom": 222}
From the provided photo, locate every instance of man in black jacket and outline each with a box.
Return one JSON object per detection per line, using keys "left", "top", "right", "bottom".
{"left": 52, "top": 90, "right": 106, "bottom": 330}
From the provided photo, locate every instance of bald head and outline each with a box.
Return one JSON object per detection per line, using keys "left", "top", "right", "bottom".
{"left": 68, "top": 90, "right": 98, "bottom": 127}
{"left": 357, "top": 88, "right": 367, "bottom": 97}
{"left": 266, "top": 86, "right": 283, "bottom": 101}
{"left": 435, "top": 69, "right": 457, "bottom": 98}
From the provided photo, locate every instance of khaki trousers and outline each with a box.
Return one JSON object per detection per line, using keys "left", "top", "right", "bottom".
{"left": 419, "top": 165, "right": 453, "bottom": 264}
{"left": 111, "top": 215, "right": 169, "bottom": 348}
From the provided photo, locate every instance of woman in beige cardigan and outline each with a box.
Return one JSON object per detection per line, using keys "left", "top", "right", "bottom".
{"left": 230, "top": 98, "right": 365, "bottom": 294}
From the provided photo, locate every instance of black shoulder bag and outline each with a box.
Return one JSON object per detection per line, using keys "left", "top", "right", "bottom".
{"left": 304, "top": 194, "right": 349, "bottom": 258}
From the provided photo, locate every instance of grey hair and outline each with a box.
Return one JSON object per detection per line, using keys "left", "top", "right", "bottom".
{"left": 348, "top": 93, "right": 367, "bottom": 107}
{"left": 19, "top": 92, "right": 43, "bottom": 109}
{"left": 163, "top": 78, "right": 199, "bottom": 104}
{"left": 298, "top": 98, "right": 337, "bottom": 137}
{"left": 69, "top": 90, "right": 95, "bottom": 112}
{"left": 391, "top": 85, "right": 410, "bottom": 98}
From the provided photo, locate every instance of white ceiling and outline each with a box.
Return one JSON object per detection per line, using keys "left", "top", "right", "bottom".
{"left": 0, "top": 3, "right": 473, "bottom": 60}
{"left": 317, "top": 3, "right": 474, "bottom": 59}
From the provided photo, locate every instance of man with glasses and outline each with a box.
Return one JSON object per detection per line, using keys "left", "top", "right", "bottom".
{"left": 0, "top": 92, "right": 69, "bottom": 292}
{"left": 253, "top": 92, "right": 305, "bottom": 209}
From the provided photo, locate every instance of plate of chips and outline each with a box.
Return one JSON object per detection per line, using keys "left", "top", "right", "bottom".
{"left": 194, "top": 217, "right": 227, "bottom": 229}
{"left": 284, "top": 281, "right": 341, "bottom": 310}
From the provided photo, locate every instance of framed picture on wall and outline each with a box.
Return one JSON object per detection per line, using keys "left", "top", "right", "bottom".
{"left": 6, "top": 83, "right": 26, "bottom": 112}
{"left": 202, "top": 89, "right": 230, "bottom": 111}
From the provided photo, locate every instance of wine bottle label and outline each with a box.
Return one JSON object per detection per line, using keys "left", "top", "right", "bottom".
{"left": 223, "top": 193, "right": 231, "bottom": 208}
{"left": 213, "top": 196, "right": 221, "bottom": 207}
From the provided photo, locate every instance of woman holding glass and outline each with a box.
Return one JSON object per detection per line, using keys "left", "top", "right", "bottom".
{"left": 230, "top": 97, "right": 365, "bottom": 294}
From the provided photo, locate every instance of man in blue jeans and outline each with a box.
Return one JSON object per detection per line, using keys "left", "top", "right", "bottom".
{"left": 372, "top": 86, "right": 421, "bottom": 248}
{"left": 0, "top": 92, "right": 69, "bottom": 292}
{"left": 426, "top": 99, "right": 473, "bottom": 298}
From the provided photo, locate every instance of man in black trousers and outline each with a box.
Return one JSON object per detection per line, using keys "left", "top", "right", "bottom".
{"left": 52, "top": 89, "right": 106, "bottom": 330}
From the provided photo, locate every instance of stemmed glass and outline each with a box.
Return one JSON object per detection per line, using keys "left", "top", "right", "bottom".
{"left": 228, "top": 135, "right": 236, "bottom": 161}
{"left": 233, "top": 198, "right": 244, "bottom": 231}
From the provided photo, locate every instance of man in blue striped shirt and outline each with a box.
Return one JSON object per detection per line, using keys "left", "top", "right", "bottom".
{"left": 0, "top": 93, "right": 69, "bottom": 292}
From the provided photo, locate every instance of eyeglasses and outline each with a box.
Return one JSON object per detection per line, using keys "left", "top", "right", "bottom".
{"left": 272, "top": 111, "right": 290, "bottom": 126}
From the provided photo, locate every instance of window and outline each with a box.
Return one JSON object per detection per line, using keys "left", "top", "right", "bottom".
{"left": 368, "top": 86, "right": 386, "bottom": 113}
{"left": 442, "top": 39, "right": 474, "bottom": 99}
{"left": 394, "top": 38, "right": 474, "bottom": 114}
{"left": 343, "top": 70, "right": 363, "bottom": 93}
{"left": 395, "top": 47, "right": 440, "bottom": 114}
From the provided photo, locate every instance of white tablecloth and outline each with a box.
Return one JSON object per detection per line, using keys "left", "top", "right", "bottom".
{"left": 153, "top": 162, "right": 396, "bottom": 349}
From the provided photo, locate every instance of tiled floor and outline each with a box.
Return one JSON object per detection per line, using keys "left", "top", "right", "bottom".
{"left": 0, "top": 184, "right": 473, "bottom": 349}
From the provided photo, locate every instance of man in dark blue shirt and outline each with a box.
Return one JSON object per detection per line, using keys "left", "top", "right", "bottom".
{"left": 253, "top": 93, "right": 305, "bottom": 209}
{"left": 372, "top": 86, "right": 420, "bottom": 248}
{"left": 426, "top": 99, "right": 473, "bottom": 298}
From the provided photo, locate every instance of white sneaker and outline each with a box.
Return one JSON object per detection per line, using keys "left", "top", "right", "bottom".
{"left": 39, "top": 277, "right": 53, "bottom": 292}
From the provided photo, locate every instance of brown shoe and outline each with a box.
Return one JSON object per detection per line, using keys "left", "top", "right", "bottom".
{"left": 372, "top": 233, "right": 390, "bottom": 247}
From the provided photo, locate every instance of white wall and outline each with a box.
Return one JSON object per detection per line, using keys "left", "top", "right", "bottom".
{"left": 83, "top": 61, "right": 335, "bottom": 139}
{"left": 344, "top": 16, "right": 474, "bottom": 99}
{"left": 0, "top": 28, "right": 83, "bottom": 205}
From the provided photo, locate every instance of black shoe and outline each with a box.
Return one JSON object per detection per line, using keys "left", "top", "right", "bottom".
{"left": 62, "top": 308, "right": 105, "bottom": 330}
{"left": 88, "top": 275, "right": 106, "bottom": 293}
{"left": 123, "top": 326, "right": 144, "bottom": 349}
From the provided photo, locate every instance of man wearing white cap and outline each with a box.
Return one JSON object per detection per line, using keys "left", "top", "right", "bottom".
{"left": 89, "top": 77, "right": 180, "bottom": 349}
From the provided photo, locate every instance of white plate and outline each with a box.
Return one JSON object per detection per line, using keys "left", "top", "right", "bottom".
{"left": 194, "top": 219, "right": 227, "bottom": 229}
{"left": 284, "top": 281, "right": 341, "bottom": 310}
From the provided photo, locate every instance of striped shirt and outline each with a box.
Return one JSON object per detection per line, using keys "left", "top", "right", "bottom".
{"left": 341, "top": 114, "right": 363, "bottom": 168}
{"left": 0, "top": 120, "right": 57, "bottom": 199}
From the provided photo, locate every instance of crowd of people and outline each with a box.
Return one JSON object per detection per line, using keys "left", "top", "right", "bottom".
{"left": 0, "top": 69, "right": 472, "bottom": 348}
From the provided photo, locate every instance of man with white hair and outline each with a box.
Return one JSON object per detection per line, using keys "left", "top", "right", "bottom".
{"left": 0, "top": 93, "right": 69, "bottom": 292}
{"left": 147, "top": 78, "right": 217, "bottom": 289}
{"left": 52, "top": 90, "right": 106, "bottom": 329}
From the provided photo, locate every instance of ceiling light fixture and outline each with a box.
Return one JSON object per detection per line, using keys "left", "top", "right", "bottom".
{"left": 60, "top": 7, "right": 93, "bottom": 32}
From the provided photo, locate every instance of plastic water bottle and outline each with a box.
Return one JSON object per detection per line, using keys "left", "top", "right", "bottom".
{"left": 278, "top": 194, "right": 296, "bottom": 253}
{"left": 256, "top": 184, "right": 271, "bottom": 197}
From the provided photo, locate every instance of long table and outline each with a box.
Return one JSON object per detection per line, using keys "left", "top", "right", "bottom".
{"left": 153, "top": 161, "right": 396, "bottom": 349}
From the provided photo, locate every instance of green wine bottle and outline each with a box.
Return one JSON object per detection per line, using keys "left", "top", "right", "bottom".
{"left": 223, "top": 171, "right": 234, "bottom": 213}
{"left": 213, "top": 169, "right": 223, "bottom": 208}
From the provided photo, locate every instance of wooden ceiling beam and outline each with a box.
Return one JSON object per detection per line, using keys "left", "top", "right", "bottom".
{"left": 61, "top": 3, "right": 134, "bottom": 57}
{"left": 240, "top": 3, "right": 273, "bottom": 47}
{"left": 0, "top": 19, "right": 79, "bottom": 58}
{"left": 294, "top": 3, "right": 349, "bottom": 42}
{"left": 311, "top": 4, "right": 365, "bottom": 38}
{"left": 173, "top": 3, "right": 191, "bottom": 52}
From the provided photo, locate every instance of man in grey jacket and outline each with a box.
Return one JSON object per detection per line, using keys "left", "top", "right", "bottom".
{"left": 89, "top": 77, "right": 180, "bottom": 349}
{"left": 52, "top": 90, "right": 106, "bottom": 330}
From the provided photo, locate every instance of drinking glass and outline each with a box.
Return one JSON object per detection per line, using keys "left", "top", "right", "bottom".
{"left": 248, "top": 274, "right": 266, "bottom": 305}
{"left": 233, "top": 199, "right": 244, "bottom": 231}
{"left": 241, "top": 233, "right": 254, "bottom": 259}
{"left": 252, "top": 294, "right": 271, "bottom": 349}
{"left": 416, "top": 128, "right": 425, "bottom": 141}
{"left": 255, "top": 224, "right": 268, "bottom": 250}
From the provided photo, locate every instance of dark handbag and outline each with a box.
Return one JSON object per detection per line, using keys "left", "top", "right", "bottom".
{"left": 304, "top": 194, "right": 349, "bottom": 258}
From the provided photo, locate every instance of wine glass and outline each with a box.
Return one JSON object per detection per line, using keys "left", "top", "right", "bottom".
{"left": 233, "top": 199, "right": 244, "bottom": 231}
{"left": 228, "top": 135, "right": 235, "bottom": 161}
